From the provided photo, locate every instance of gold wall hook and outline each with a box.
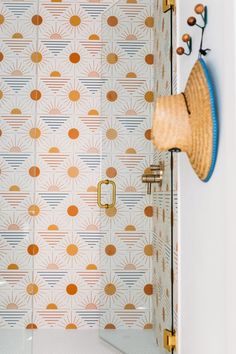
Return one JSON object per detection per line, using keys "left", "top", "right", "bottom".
{"left": 97, "top": 180, "right": 116, "bottom": 209}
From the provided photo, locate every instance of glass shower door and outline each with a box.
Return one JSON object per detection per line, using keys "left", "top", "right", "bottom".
{"left": 98, "top": 1, "right": 177, "bottom": 353}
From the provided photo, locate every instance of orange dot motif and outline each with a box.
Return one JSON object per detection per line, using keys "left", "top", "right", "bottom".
{"left": 29, "top": 127, "right": 41, "bottom": 139}
{"left": 27, "top": 283, "right": 39, "bottom": 295}
{"left": 31, "top": 52, "right": 42, "bottom": 63}
{"left": 107, "top": 53, "right": 118, "bottom": 64}
{"left": 66, "top": 323, "right": 77, "bottom": 329}
{"left": 89, "top": 34, "right": 99, "bottom": 41}
{"left": 105, "top": 244, "right": 116, "bottom": 256}
{"left": 26, "top": 323, "right": 37, "bottom": 330}
{"left": 48, "top": 224, "right": 58, "bottom": 231}
{"left": 69, "top": 52, "right": 80, "bottom": 64}
{"left": 106, "top": 91, "right": 117, "bottom": 102}
{"left": 0, "top": 14, "right": 5, "bottom": 25}
{"left": 145, "top": 129, "right": 152, "bottom": 140}
{"left": 105, "top": 206, "right": 117, "bottom": 217}
{"left": 144, "top": 323, "right": 153, "bottom": 330}
{"left": 106, "top": 128, "right": 117, "bottom": 140}
{"left": 28, "top": 205, "right": 40, "bottom": 216}
{"left": 67, "top": 205, "right": 79, "bottom": 217}
{"left": 125, "top": 225, "right": 136, "bottom": 231}
{"left": 68, "top": 90, "right": 80, "bottom": 102}
{"left": 67, "top": 166, "right": 79, "bottom": 178}
{"left": 86, "top": 264, "right": 97, "bottom": 270}
{"left": 66, "top": 283, "right": 78, "bottom": 295}
{"left": 47, "top": 303, "right": 57, "bottom": 310}
{"left": 70, "top": 15, "right": 81, "bottom": 26}
{"left": 11, "top": 108, "right": 21, "bottom": 114}
{"left": 107, "top": 16, "right": 118, "bottom": 27}
{"left": 145, "top": 91, "right": 154, "bottom": 103}
{"left": 145, "top": 16, "right": 154, "bottom": 28}
{"left": 27, "top": 244, "right": 39, "bottom": 256}
{"left": 31, "top": 15, "right": 43, "bottom": 26}
{"left": 106, "top": 167, "right": 117, "bottom": 178}
{"left": 29, "top": 166, "right": 40, "bottom": 177}
{"left": 144, "top": 244, "right": 153, "bottom": 256}
{"left": 104, "top": 283, "right": 116, "bottom": 295}
{"left": 144, "top": 284, "right": 153, "bottom": 295}
{"left": 105, "top": 323, "right": 116, "bottom": 329}
{"left": 66, "top": 244, "right": 78, "bottom": 256}
{"left": 30, "top": 90, "right": 41, "bottom": 101}
{"left": 13, "top": 33, "right": 23, "bottom": 39}
{"left": 126, "top": 72, "right": 136, "bottom": 78}
{"left": 145, "top": 54, "right": 154, "bottom": 65}
{"left": 68, "top": 128, "right": 79, "bottom": 139}
{"left": 0, "top": 52, "right": 3, "bottom": 62}
{"left": 8, "top": 263, "right": 19, "bottom": 270}
{"left": 124, "top": 302, "right": 135, "bottom": 309}
{"left": 144, "top": 206, "right": 153, "bottom": 217}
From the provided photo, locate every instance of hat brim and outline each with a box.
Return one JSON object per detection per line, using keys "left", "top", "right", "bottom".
{"left": 184, "top": 58, "right": 218, "bottom": 181}
{"left": 199, "top": 58, "right": 218, "bottom": 182}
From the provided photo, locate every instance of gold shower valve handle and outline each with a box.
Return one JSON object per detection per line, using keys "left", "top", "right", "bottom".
{"left": 142, "top": 164, "right": 163, "bottom": 195}
{"left": 97, "top": 179, "right": 116, "bottom": 209}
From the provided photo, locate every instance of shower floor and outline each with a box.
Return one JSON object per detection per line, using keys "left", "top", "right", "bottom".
{"left": 100, "top": 329, "right": 165, "bottom": 354}
{"left": 0, "top": 329, "right": 164, "bottom": 354}
{"left": 0, "top": 329, "right": 121, "bottom": 354}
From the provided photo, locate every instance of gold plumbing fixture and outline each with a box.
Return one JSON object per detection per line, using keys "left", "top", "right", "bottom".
{"left": 163, "top": 329, "right": 177, "bottom": 352}
{"left": 97, "top": 179, "right": 116, "bottom": 209}
{"left": 142, "top": 164, "right": 163, "bottom": 195}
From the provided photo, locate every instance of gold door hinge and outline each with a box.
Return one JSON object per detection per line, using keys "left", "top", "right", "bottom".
{"left": 163, "top": 0, "right": 175, "bottom": 12}
{"left": 164, "top": 329, "right": 177, "bottom": 352}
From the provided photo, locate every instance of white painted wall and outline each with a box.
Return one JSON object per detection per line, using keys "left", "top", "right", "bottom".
{"left": 177, "top": 1, "right": 236, "bottom": 354}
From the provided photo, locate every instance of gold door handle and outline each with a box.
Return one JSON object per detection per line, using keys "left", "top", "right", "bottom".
{"left": 97, "top": 180, "right": 116, "bottom": 209}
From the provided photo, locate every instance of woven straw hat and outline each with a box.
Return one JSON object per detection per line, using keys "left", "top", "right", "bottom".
{"left": 152, "top": 58, "right": 218, "bottom": 182}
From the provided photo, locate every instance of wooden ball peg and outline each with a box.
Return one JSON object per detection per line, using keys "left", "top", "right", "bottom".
{"left": 187, "top": 16, "right": 197, "bottom": 26}
{"left": 194, "top": 3, "right": 205, "bottom": 14}
{"left": 182, "top": 33, "right": 191, "bottom": 43}
{"left": 176, "top": 47, "right": 185, "bottom": 55}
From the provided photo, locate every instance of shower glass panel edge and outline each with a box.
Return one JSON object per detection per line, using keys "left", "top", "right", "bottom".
{"left": 98, "top": 1, "right": 175, "bottom": 353}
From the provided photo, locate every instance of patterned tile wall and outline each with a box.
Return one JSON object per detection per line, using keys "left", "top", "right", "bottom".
{"left": 0, "top": 0, "right": 159, "bottom": 330}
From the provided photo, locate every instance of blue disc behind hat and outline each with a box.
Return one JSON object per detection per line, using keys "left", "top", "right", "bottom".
{"left": 199, "top": 58, "right": 219, "bottom": 182}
